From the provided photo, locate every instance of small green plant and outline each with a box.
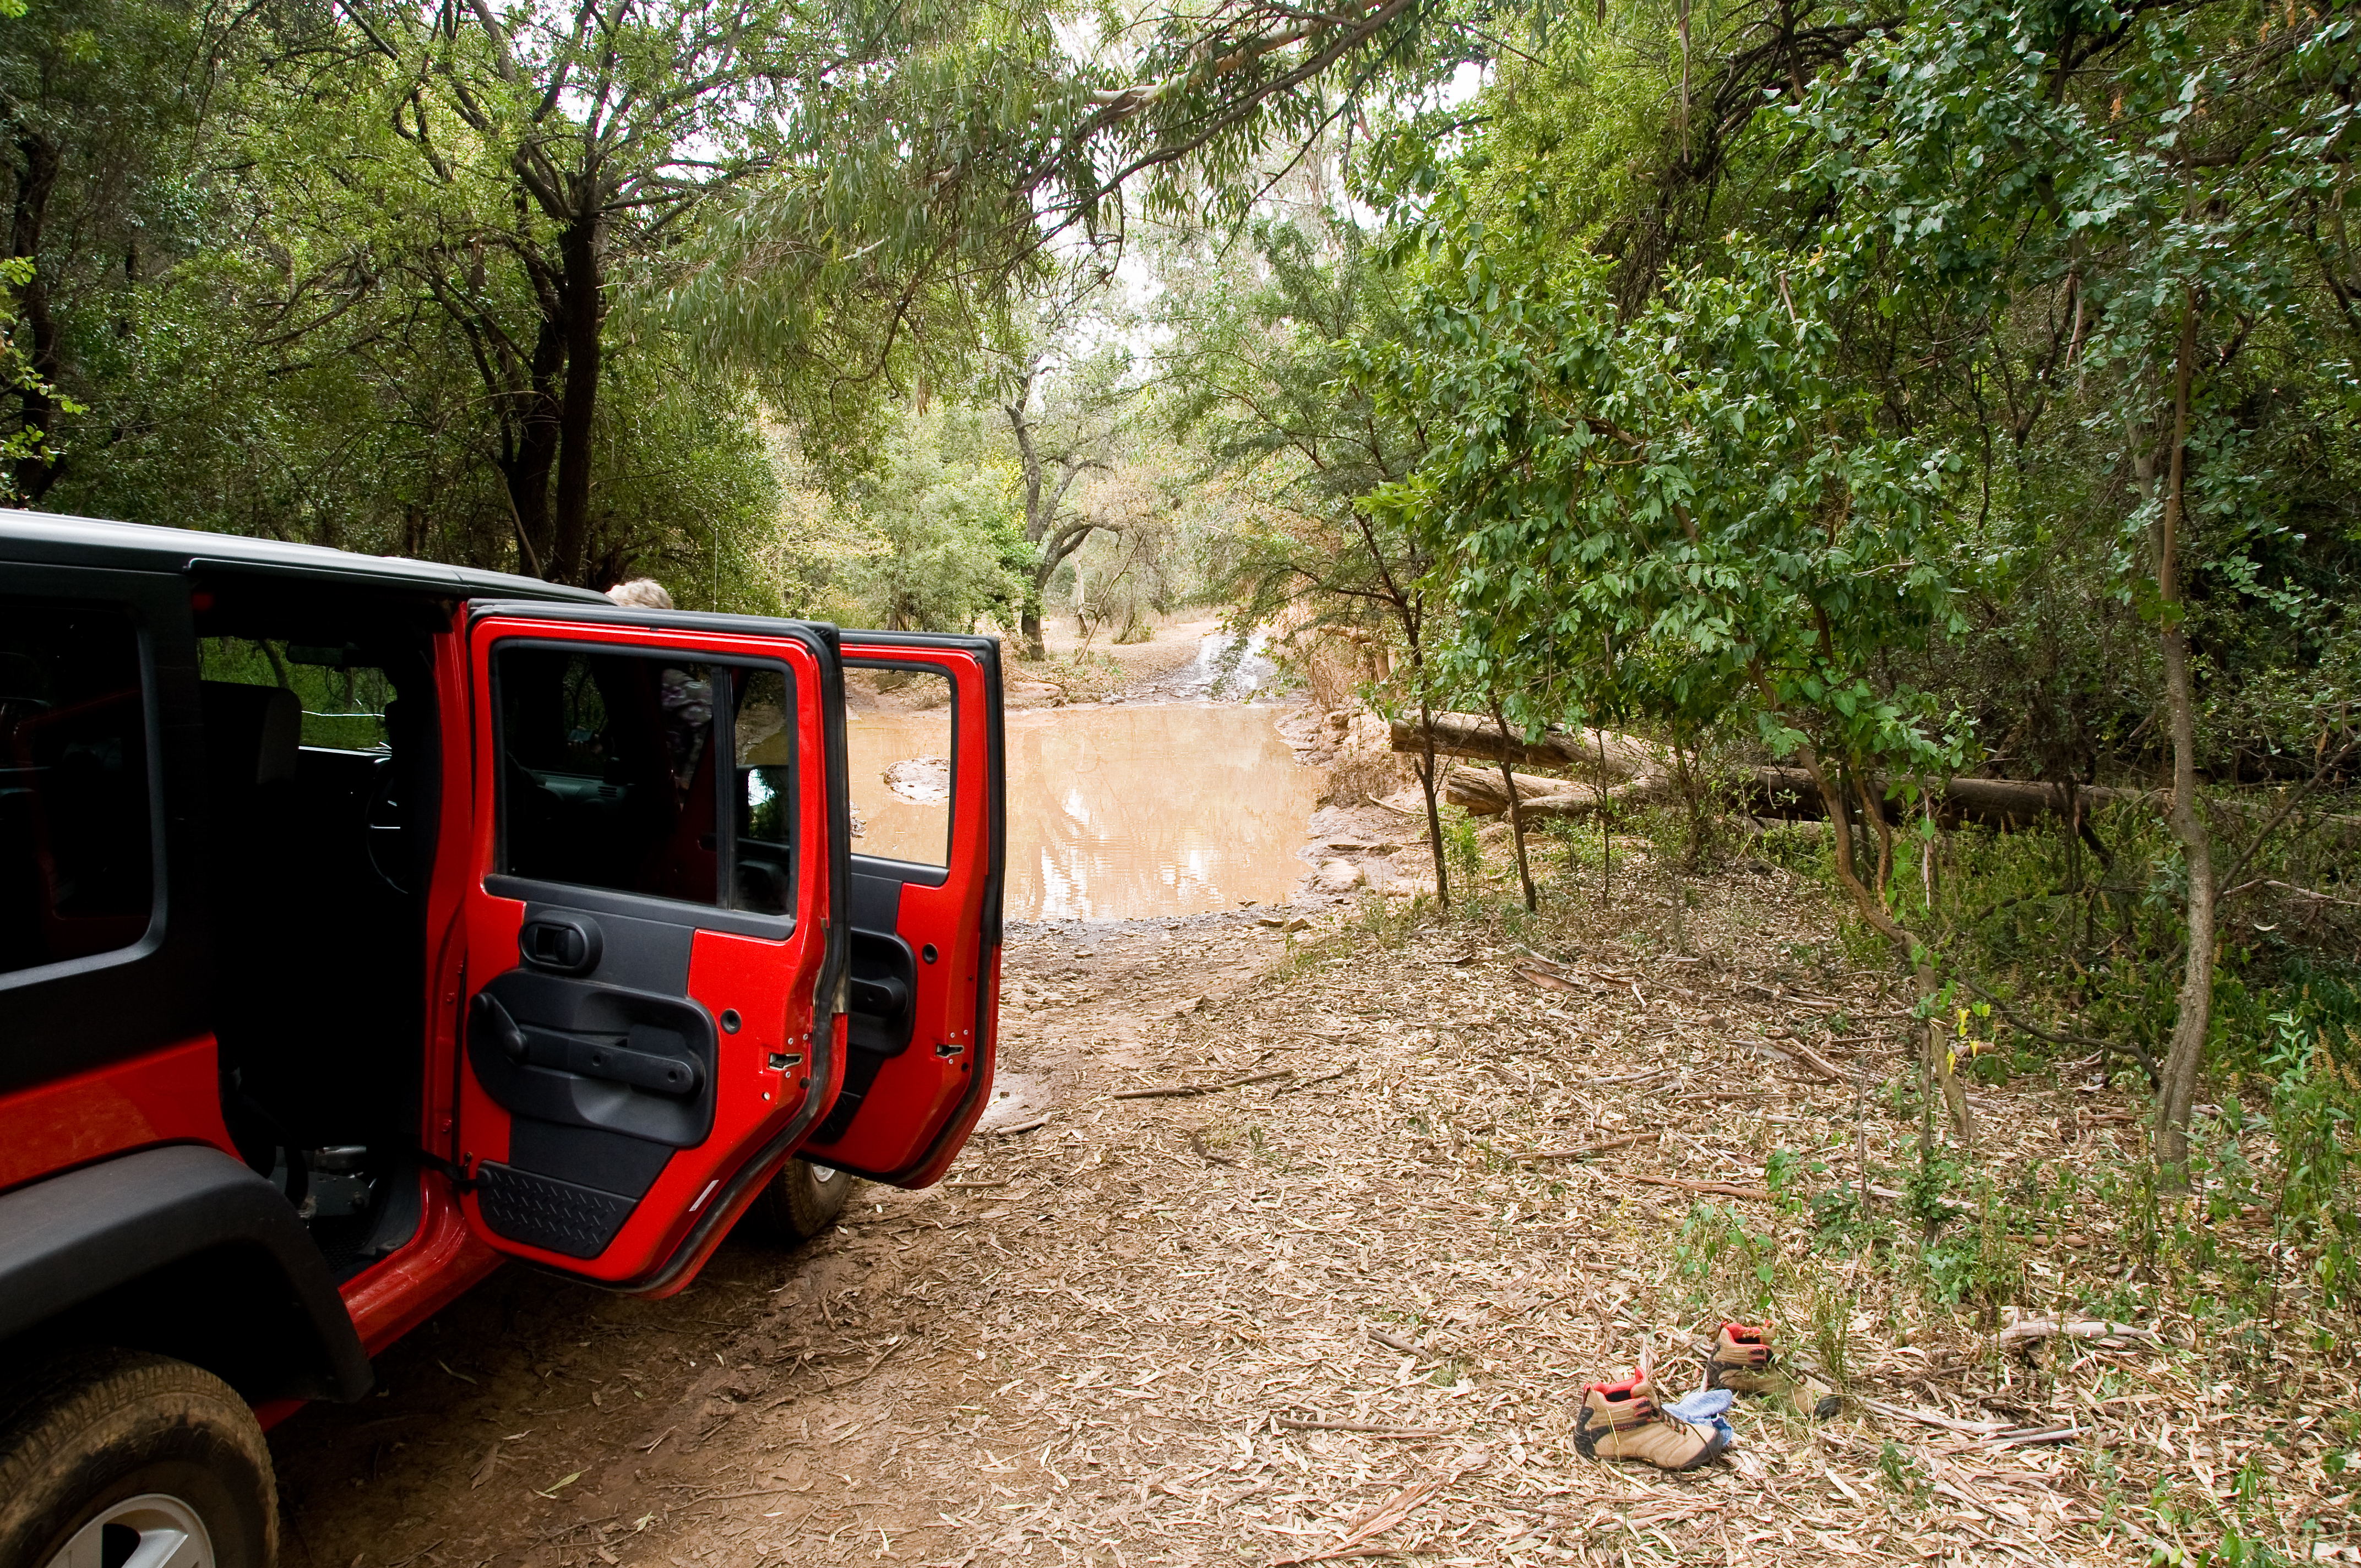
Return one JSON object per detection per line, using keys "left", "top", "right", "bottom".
{"left": 1764, "top": 1145, "right": 1815, "bottom": 1213}
{"left": 1805, "top": 1278, "right": 1855, "bottom": 1388}
{"left": 2258, "top": 1004, "right": 2361, "bottom": 1308}
{"left": 1350, "top": 888, "right": 1429, "bottom": 948}
{"left": 1883, "top": 1074, "right": 1918, "bottom": 1123}
{"left": 1921, "top": 1177, "right": 2025, "bottom": 1317}
{"left": 1809, "top": 1184, "right": 1880, "bottom": 1250}
{"left": 1902, "top": 1144, "right": 1960, "bottom": 1235}
{"left": 1445, "top": 810, "right": 1483, "bottom": 885}
{"left": 1673, "top": 1203, "right": 1779, "bottom": 1316}
{"left": 1875, "top": 1439, "right": 1921, "bottom": 1500}
{"left": 2204, "top": 1530, "right": 2293, "bottom": 1567}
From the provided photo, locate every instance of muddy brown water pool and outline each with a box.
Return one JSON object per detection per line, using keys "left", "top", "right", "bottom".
{"left": 846, "top": 700, "right": 1322, "bottom": 919}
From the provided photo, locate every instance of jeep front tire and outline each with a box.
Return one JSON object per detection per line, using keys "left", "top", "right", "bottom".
{"left": 0, "top": 1348, "right": 277, "bottom": 1568}
{"left": 739, "top": 1157, "right": 857, "bottom": 1246}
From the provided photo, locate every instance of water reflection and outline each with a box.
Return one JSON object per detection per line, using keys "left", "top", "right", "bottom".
{"left": 845, "top": 703, "right": 1321, "bottom": 919}
{"left": 845, "top": 705, "right": 953, "bottom": 866}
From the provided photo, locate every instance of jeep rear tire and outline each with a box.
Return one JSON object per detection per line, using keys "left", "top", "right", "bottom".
{"left": 0, "top": 1348, "right": 277, "bottom": 1568}
{"left": 740, "top": 1158, "right": 857, "bottom": 1246}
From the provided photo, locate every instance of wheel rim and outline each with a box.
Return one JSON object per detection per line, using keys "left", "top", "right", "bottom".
{"left": 44, "top": 1493, "right": 214, "bottom": 1568}
{"left": 809, "top": 1164, "right": 840, "bottom": 1185}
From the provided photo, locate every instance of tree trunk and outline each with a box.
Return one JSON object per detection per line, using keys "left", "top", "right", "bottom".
{"left": 8, "top": 123, "right": 62, "bottom": 502}
{"left": 496, "top": 311, "right": 566, "bottom": 578}
{"left": 1006, "top": 370, "right": 1070, "bottom": 661}
{"left": 1391, "top": 722, "right": 2163, "bottom": 828}
{"left": 547, "top": 210, "right": 605, "bottom": 585}
{"left": 1414, "top": 690, "right": 1449, "bottom": 908}
{"left": 1788, "top": 741, "right": 1974, "bottom": 1147}
{"left": 2154, "top": 289, "right": 2214, "bottom": 1182}
{"left": 1596, "top": 727, "right": 1613, "bottom": 908}
{"left": 1445, "top": 764, "right": 1664, "bottom": 818}
{"left": 1490, "top": 696, "right": 1537, "bottom": 912}
{"left": 1389, "top": 600, "right": 1451, "bottom": 908}
{"left": 1024, "top": 547, "right": 1059, "bottom": 660}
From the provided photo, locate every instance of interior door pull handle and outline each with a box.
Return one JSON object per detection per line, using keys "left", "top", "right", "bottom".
{"left": 472, "top": 992, "right": 703, "bottom": 1097}
{"left": 473, "top": 993, "right": 529, "bottom": 1063}
{"left": 573, "top": 1040, "right": 703, "bottom": 1097}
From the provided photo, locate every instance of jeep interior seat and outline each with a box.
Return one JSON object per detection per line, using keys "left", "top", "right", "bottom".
{"left": 199, "top": 681, "right": 301, "bottom": 789}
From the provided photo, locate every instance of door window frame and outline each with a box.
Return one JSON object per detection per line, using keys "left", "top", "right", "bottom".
{"left": 482, "top": 636, "right": 801, "bottom": 940}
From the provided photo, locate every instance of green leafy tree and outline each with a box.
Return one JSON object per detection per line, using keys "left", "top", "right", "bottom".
{"left": 1783, "top": 0, "right": 2361, "bottom": 1172}
{"left": 844, "top": 404, "right": 1027, "bottom": 633}
{"left": 1359, "top": 208, "right": 1978, "bottom": 1123}
{"left": 0, "top": 0, "right": 225, "bottom": 500}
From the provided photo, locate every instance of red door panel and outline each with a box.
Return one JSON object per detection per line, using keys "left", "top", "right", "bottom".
{"left": 450, "top": 607, "right": 846, "bottom": 1288}
{"left": 799, "top": 635, "right": 1003, "bottom": 1187}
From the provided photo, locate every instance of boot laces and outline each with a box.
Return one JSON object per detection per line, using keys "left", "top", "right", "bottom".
{"left": 1614, "top": 1391, "right": 1683, "bottom": 1433}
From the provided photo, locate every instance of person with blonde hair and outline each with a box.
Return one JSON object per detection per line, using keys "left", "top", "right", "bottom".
{"left": 606, "top": 577, "right": 673, "bottom": 609}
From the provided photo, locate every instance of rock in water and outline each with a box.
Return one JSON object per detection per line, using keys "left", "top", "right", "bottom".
{"left": 884, "top": 756, "right": 951, "bottom": 803}
{"left": 1314, "top": 858, "right": 1364, "bottom": 892}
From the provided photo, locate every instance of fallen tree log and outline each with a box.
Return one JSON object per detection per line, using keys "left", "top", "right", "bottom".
{"left": 1396, "top": 718, "right": 2164, "bottom": 830}
{"left": 1388, "top": 714, "right": 1661, "bottom": 780}
{"left": 1443, "top": 765, "right": 1668, "bottom": 819}
{"left": 1739, "top": 766, "right": 2159, "bottom": 829}
{"left": 1396, "top": 718, "right": 2358, "bottom": 834}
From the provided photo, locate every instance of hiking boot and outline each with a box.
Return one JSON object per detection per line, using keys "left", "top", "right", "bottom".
{"left": 1704, "top": 1322, "right": 1778, "bottom": 1394}
{"left": 1573, "top": 1369, "right": 1729, "bottom": 1471}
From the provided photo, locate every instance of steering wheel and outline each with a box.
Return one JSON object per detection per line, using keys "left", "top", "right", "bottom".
{"left": 366, "top": 756, "right": 415, "bottom": 895}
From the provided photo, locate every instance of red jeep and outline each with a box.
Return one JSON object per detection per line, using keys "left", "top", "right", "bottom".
{"left": 0, "top": 514, "right": 1005, "bottom": 1567}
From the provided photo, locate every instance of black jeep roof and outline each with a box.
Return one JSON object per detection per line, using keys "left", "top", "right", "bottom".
{"left": 0, "top": 511, "right": 611, "bottom": 605}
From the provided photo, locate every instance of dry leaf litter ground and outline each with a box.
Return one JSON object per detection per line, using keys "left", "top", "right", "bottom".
{"left": 268, "top": 767, "right": 2361, "bottom": 1568}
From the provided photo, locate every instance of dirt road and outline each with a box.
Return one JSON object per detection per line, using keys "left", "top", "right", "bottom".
{"left": 271, "top": 840, "right": 2341, "bottom": 1567}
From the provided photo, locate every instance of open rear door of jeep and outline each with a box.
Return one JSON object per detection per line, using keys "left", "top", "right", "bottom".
{"left": 797, "top": 633, "right": 1003, "bottom": 1187}
{"left": 448, "top": 605, "right": 850, "bottom": 1289}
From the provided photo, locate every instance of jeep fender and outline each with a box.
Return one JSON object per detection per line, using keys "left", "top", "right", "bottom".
{"left": 0, "top": 1145, "right": 372, "bottom": 1402}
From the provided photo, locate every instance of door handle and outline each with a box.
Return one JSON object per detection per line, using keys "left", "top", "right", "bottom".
{"left": 519, "top": 915, "right": 602, "bottom": 974}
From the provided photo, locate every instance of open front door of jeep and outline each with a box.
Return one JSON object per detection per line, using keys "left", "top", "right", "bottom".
{"left": 449, "top": 605, "right": 849, "bottom": 1289}
{"left": 796, "top": 633, "right": 1003, "bottom": 1187}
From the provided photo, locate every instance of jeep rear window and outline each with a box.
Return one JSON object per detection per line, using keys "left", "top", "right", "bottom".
{"left": 197, "top": 637, "right": 396, "bottom": 752}
{"left": 0, "top": 601, "right": 155, "bottom": 977}
{"left": 494, "top": 645, "right": 795, "bottom": 915}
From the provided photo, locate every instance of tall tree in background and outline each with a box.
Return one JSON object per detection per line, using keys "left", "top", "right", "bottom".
{"left": 282, "top": 0, "right": 817, "bottom": 583}
{"left": 999, "top": 284, "right": 1134, "bottom": 659}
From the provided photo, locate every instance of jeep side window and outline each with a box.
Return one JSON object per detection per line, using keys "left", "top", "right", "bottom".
{"left": 0, "top": 600, "right": 155, "bottom": 976}
{"left": 494, "top": 646, "right": 795, "bottom": 914}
